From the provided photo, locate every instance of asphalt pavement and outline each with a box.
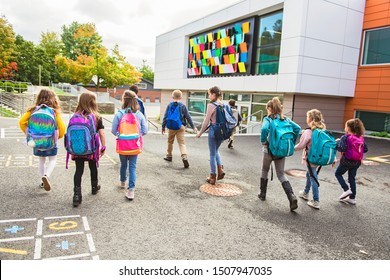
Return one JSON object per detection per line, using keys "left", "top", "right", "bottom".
{"left": 0, "top": 114, "right": 389, "bottom": 260}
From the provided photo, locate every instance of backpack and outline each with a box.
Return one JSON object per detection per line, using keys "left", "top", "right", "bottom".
{"left": 267, "top": 117, "right": 296, "bottom": 159}
{"left": 212, "top": 102, "right": 236, "bottom": 141}
{"left": 64, "top": 112, "right": 99, "bottom": 168}
{"left": 137, "top": 98, "right": 145, "bottom": 116}
{"left": 307, "top": 129, "right": 337, "bottom": 166}
{"left": 26, "top": 104, "right": 57, "bottom": 150}
{"left": 166, "top": 102, "right": 183, "bottom": 130}
{"left": 231, "top": 107, "right": 242, "bottom": 127}
{"left": 116, "top": 109, "right": 143, "bottom": 155}
{"left": 344, "top": 134, "right": 364, "bottom": 161}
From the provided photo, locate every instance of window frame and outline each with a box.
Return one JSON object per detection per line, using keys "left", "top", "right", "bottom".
{"left": 361, "top": 26, "right": 390, "bottom": 66}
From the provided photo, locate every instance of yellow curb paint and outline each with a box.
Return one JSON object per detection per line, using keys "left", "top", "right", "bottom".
{"left": 0, "top": 247, "right": 28, "bottom": 255}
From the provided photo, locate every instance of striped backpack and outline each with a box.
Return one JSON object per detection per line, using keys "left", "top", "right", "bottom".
{"left": 26, "top": 104, "right": 57, "bottom": 150}
{"left": 116, "top": 109, "right": 142, "bottom": 155}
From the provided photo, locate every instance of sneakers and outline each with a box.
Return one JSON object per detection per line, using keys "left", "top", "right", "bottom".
{"left": 163, "top": 156, "right": 172, "bottom": 161}
{"left": 299, "top": 190, "right": 309, "bottom": 200}
{"left": 39, "top": 183, "right": 44, "bottom": 189}
{"left": 339, "top": 189, "right": 352, "bottom": 200}
{"left": 119, "top": 181, "right": 126, "bottom": 189}
{"left": 41, "top": 175, "right": 51, "bottom": 191}
{"left": 307, "top": 200, "right": 320, "bottom": 209}
{"left": 125, "top": 189, "right": 135, "bottom": 200}
{"left": 182, "top": 158, "right": 189, "bottom": 168}
{"left": 227, "top": 139, "right": 233, "bottom": 149}
{"left": 341, "top": 197, "right": 356, "bottom": 205}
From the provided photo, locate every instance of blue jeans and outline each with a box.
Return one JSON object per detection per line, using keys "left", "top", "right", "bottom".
{"left": 208, "top": 126, "right": 223, "bottom": 174}
{"left": 305, "top": 166, "right": 319, "bottom": 202}
{"left": 119, "top": 155, "right": 138, "bottom": 189}
{"left": 335, "top": 164, "right": 359, "bottom": 199}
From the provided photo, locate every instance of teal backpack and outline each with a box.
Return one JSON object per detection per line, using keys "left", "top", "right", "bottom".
{"left": 268, "top": 117, "right": 296, "bottom": 159}
{"left": 307, "top": 129, "right": 337, "bottom": 166}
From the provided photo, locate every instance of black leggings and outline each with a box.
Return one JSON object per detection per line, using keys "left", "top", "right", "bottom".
{"left": 74, "top": 159, "right": 98, "bottom": 187}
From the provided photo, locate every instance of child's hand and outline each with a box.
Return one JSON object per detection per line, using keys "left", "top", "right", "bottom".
{"left": 193, "top": 127, "right": 198, "bottom": 134}
{"left": 162, "top": 129, "right": 165, "bottom": 135}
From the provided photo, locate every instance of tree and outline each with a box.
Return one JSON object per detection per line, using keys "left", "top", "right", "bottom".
{"left": 39, "top": 32, "right": 62, "bottom": 83}
{"left": 0, "top": 15, "right": 16, "bottom": 80}
{"left": 101, "top": 44, "right": 142, "bottom": 89}
{"left": 61, "top": 22, "right": 103, "bottom": 60}
{"left": 14, "top": 35, "right": 53, "bottom": 85}
{"left": 137, "top": 60, "right": 154, "bottom": 82}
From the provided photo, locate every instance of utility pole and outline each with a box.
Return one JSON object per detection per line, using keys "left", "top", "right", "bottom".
{"left": 38, "top": 65, "right": 42, "bottom": 86}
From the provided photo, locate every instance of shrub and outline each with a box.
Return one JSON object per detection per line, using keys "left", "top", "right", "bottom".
{"left": 4, "top": 81, "right": 14, "bottom": 93}
{"left": 370, "top": 131, "right": 390, "bottom": 138}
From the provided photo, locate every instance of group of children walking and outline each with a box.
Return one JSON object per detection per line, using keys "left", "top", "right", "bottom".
{"left": 19, "top": 86, "right": 368, "bottom": 210}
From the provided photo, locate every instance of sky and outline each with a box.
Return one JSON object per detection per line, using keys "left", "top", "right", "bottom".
{"left": 1, "top": 0, "right": 240, "bottom": 68}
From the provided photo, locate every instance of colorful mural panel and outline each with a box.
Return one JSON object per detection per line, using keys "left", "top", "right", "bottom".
{"left": 187, "top": 17, "right": 255, "bottom": 77}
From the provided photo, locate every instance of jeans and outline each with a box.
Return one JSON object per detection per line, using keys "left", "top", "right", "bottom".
{"left": 335, "top": 164, "right": 359, "bottom": 199}
{"left": 119, "top": 155, "right": 138, "bottom": 189}
{"left": 305, "top": 166, "right": 319, "bottom": 202}
{"left": 208, "top": 125, "right": 223, "bottom": 174}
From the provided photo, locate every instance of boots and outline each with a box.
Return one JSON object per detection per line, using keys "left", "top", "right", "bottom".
{"left": 91, "top": 180, "right": 101, "bottom": 195}
{"left": 258, "top": 178, "right": 268, "bottom": 201}
{"left": 217, "top": 165, "right": 225, "bottom": 180}
{"left": 282, "top": 181, "right": 298, "bottom": 211}
{"left": 206, "top": 174, "right": 217, "bottom": 185}
{"left": 228, "top": 139, "right": 233, "bottom": 149}
{"left": 73, "top": 186, "right": 82, "bottom": 207}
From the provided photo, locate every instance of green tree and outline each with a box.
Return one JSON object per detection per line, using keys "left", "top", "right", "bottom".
{"left": 14, "top": 35, "right": 53, "bottom": 85}
{"left": 61, "top": 22, "right": 103, "bottom": 60}
{"left": 101, "top": 44, "right": 142, "bottom": 89}
{"left": 0, "top": 15, "right": 16, "bottom": 79}
{"left": 137, "top": 60, "right": 154, "bottom": 82}
{"left": 39, "top": 31, "right": 62, "bottom": 83}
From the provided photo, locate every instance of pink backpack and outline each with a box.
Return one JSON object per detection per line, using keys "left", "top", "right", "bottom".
{"left": 344, "top": 134, "right": 364, "bottom": 161}
{"left": 116, "top": 110, "right": 142, "bottom": 155}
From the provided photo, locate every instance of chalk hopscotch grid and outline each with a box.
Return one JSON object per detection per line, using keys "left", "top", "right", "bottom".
{"left": 0, "top": 215, "right": 99, "bottom": 260}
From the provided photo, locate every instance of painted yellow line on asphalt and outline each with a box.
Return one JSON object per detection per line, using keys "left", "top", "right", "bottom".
{"left": 367, "top": 155, "right": 390, "bottom": 164}
{"left": 0, "top": 247, "right": 28, "bottom": 255}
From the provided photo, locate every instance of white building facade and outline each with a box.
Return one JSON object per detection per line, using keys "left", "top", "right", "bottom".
{"left": 154, "top": 0, "right": 366, "bottom": 132}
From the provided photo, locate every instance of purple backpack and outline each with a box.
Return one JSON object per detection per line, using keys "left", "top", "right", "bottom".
{"left": 345, "top": 134, "right": 364, "bottom": 161}
{"left": 64, "top": 112, "right": 100, "bottom": 168}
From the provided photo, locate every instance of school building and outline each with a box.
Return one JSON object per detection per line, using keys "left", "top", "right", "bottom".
{"left": 154, "top": 0, "right": 390, "bottom": 133}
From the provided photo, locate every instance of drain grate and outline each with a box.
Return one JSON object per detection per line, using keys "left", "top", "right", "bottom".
{"left": 200, "top": 183, "right": 242, "bottom": 197}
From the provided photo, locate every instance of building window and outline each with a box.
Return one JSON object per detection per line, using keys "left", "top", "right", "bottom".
{"left": 188, "top": 91, "right": 207, "bottom": 126}
{"left": 255, "top": 10, "right": 283, "bottom": 75}
{"left": 356, "top": 111, "right": 390, "bottom": 133}
{"left": 362, "top": 27, "right": 390, "bottom": 65}
{"left": 137, "top": 83, "right": 147, "bottom": 89}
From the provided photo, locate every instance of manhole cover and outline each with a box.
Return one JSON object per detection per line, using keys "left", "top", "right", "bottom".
{"left": 200, "top": 183, "right": 242, "bottom": 197}
{"left": 285, "top": 169, "right": 307, "bottom": 178}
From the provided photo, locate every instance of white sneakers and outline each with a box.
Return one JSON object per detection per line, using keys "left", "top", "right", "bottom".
{"left": 299, "top": 190, "right": 309, "bottom": 200}
{"left": 339, "top": 189, "right": 352, "bottom": 200}
{"left": 125, "top": 189, "right": 135, "bottom": 200}
{"left": 307, "top": 200, "right": 320, "bottom": 209}
{"left": 341, "top": 197, "right": 356, "bottom": 205}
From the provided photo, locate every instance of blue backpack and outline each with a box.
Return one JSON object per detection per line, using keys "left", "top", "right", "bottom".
{"left": 308, "top": 129, "right": 337, "bottom": 166}
{"left": 166, "top": 102, "right": 183, "bottom": 130}
{"left": 64, "top": 113, "right": 100, "bottom": 168}
{"left": 212, "top": 102, "right": 236, "bottom": 141}
{"left": 267, "top": 117, "right": 296, "bottom": 159}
